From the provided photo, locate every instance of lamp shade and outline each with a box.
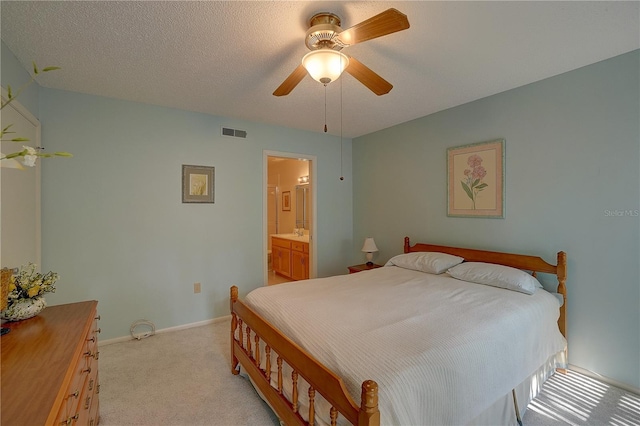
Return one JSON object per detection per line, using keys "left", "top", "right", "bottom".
{"left": 302, "top": 49, "right": 349, "bottom": 85}
{"left": 361, "top": 238, "right": 378, "bottom": 253}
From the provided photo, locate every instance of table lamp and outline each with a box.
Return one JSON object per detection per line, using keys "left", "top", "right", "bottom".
{"left": 361, "top": 237, "right": 379, "bottom": 266}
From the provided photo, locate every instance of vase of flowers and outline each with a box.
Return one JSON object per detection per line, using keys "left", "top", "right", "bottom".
{"left": 0, "top": 263, "right": 59, "bottom": 321}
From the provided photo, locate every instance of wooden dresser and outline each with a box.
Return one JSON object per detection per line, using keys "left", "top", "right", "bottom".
{"left": 1, "top": 301, "right": 100, "bottom": 426}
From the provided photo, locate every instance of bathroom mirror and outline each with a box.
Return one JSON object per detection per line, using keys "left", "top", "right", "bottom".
{"left": 295, "top": 185, "right": 309, "bottom": 229}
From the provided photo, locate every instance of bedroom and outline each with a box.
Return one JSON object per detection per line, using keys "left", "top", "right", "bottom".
{"left": 1, "top": 1, "right": 638, "bottom": 423}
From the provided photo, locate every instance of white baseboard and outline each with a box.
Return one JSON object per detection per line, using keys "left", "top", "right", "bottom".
{"left": 569, "top": 364, "right": 640, "bottom": 395}
{"left": 99, "top": 315, "right": 231, "bottom": 347}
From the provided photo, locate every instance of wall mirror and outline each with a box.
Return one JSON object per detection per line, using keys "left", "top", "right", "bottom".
{"left": 295, "top": 185, "right": 309, "bottom": 229}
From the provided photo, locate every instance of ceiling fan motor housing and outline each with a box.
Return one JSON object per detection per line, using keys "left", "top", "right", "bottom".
{"left": 305, "top": 12, "right": 344, "bottom": 51}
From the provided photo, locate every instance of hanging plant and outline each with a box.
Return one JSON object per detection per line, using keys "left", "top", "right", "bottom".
{"left": 1, "top": 62, "right": 72, "bottom": 168}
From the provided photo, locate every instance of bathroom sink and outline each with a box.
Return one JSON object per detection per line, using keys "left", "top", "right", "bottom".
{"left": 271, "top": 233, "right": 309, "bottom": 243}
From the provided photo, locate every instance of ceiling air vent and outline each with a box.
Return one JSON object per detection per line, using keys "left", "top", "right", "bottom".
{"left": 222, "top": 127, "right": 247, "bottom": 139}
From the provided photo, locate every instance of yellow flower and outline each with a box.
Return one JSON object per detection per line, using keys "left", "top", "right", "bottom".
{"left": 27, "top": 286, "right": 40, "bottom": 298}
{"left": 8, "top": 280, "right": 16, "bottom": 292}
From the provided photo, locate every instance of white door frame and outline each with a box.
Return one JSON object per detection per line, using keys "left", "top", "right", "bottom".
{"left": 263, "top": 150, "right": 317, "bottom": 285}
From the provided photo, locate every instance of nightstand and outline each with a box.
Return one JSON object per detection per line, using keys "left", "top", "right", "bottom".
{"left": 348, "top": 263, "right": 383, "bottom": 274}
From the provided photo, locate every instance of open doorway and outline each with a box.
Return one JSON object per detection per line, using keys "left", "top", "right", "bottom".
{"left": 264, "top": 152, "right": 315, "bottom": 286}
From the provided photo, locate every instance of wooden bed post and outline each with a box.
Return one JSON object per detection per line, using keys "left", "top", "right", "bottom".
{"left": 556, "top": 252, "right": 568, "bottom": 374}
{"left": 230, "top": 285, "right": 239, "bottom": 375}
{"left": 358, "top": 380, "right": 380, "bottom": 426}
{"left": 404, "top": 236, "right": 411, "bottom": 253}
{"left": 556, "top": 252, "right": 567, "bottom": 339}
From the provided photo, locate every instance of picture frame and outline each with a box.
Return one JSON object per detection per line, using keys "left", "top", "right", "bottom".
{"left": 182, "top": 165, "right": 214, "bottom": 203}
{"left": 282, "top": 191, "right": 291, "bottom": 211}
{"left": 447, "top": 139, "right": 505, "bottom": 218}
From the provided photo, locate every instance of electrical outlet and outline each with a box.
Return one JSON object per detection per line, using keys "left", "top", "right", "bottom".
{"left": 194, "top": 282, "right": 201, "bottom": 293}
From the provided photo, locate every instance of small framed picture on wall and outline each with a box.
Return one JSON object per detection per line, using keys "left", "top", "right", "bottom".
{"left": 282, "top": 191, "right": 291, "bottom": 211}
{"left": 182, "top": 165, "right": 214, "bottom": 203}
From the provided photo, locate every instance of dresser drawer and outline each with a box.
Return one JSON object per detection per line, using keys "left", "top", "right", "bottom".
{"left": 85, "top": 317, "right": 100, "bottom": 358}
{"left": 56, "top": 377, "right": 84, "bottom": 426}
{"left": 272, "top": 237, "right": 291, "bottom": 249}
{"left": 57, "top": 311, "right": 100, "bottom": 426}
{"left": 88, "top": 397, "right": 100, "bottom": 426}
{"left": 291, "top": 241, "right": 307, "bottom": 252}
{"left": 77, "top": 366, "right": 99, "bottom": 426}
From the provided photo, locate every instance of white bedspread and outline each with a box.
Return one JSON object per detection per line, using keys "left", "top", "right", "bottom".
{"left": 245, "top": 266, "right": 567, "bottom": 425}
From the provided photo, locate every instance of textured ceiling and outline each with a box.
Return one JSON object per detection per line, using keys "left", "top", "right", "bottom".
{"left": 1, "top": 1, "right": 638, "bottom": 138}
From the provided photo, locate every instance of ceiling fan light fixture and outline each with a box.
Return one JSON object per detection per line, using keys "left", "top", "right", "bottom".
{"left": 302, "top": 49, "right": 349, "bottom": 85}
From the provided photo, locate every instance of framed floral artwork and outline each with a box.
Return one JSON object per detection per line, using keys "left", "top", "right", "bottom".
{"left": 447, "top": 139, "right": 505, "bottom": 218}
{"left": 282, "top": 191, "right": 291, "bottom": 211}
{"left": 182, "top": 165, "right": 214, "bottom": 203}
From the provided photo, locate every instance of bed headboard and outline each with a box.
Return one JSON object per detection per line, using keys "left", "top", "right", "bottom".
{"left": 404, "top": 237, "right": 567, "bottom": 339}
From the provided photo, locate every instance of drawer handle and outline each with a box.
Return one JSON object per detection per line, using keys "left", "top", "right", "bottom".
{"left": 95, "top": 315, "right": 101, "bottom": 320}
{"left": 84, "top": 395, "right": 91, "bottom": 409}
{"left": 84, "top": 351, "right": 100, "bottom": 359}
{"left": 82, "top": 366, "right": 92, "bottom": 374}
{"left": 85, "top": 350, "right": 99, "bottom": 360}
{"left": 61, "top": 414, "right": 78, "bottom": 425}
{"left": 96, "top": 384, "right": 101, "bottom": 394}
{"left": 87, "top": 336, "right": 95, "bottom": 342}
{"left": 68, "top": 390, "right": 79, "bottom": 399}
{"left": 95, "top": 327, "right": 101, "bottom": 334}
{"left": 88, "top": 378, "right": 94, "bottom": 391}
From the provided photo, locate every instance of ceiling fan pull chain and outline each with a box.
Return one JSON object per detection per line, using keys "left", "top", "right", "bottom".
{"left": 340, "top": 64, "right": 344, "bottom": 181}
{"left": 324, "top": 84, "right": 328, "bottom": 133}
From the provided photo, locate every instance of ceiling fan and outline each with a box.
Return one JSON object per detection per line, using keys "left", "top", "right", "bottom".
{"left": 273, "top": 8, "right": 410, "bottom": 97}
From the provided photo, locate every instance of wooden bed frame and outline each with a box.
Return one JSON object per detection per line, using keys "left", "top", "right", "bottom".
{"left": 229, "top": 237, "right": 567, "bottom": 426}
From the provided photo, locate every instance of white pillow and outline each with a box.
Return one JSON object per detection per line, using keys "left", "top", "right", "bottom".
{"left": 447, "top": 262, "right": 541, "bottom": 295}
{"left": 385, "top": 252, "right": 464, "bottom": 274}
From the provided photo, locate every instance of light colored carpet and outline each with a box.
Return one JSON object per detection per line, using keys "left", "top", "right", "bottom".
{"left": 99, "top": 319, "right": 279, "bottom": 426}
{"left": 99, "top": 320, "right": 639, "bottom": 426}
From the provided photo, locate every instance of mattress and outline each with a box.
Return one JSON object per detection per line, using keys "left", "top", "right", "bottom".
{"left": 244, "top": 266, "right": 567, "bottom": 425}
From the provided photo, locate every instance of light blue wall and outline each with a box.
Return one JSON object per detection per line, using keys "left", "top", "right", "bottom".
{"left": 36, "top": 88, "right": 353, "bottom": 341}
{"left": 353, "top": 50, "right": 640, "bottom": 389}
{"left": 1, "top": 39, "right": 354, "bottom": 342}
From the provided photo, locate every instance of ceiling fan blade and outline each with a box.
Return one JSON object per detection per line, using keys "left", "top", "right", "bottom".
{"left": 337, "top": 8, "right": 410, "bottom": 46}
{"left": 345, "top": 57, "right": 393, "bottom": 96}
{"left": 273, "top": 64, "right": 308, "bottom": 96}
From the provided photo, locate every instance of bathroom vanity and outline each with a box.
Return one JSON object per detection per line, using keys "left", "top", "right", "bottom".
{"left": 272, "top": 234, "right": 309, "bottom": 281}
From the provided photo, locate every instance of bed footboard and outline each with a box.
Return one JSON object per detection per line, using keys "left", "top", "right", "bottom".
{"left": 230, "top": 286, "right": 380, "bottom": 426}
